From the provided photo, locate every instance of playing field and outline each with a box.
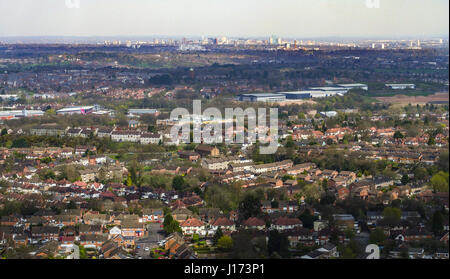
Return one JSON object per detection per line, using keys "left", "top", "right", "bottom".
{"left": 375, "top": 92, "right": 449, "bottom": 105}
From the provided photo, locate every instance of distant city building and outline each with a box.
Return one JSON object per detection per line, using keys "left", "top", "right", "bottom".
{"left": 127, "top": 109, "right": 160, "bottom": 117}
{"left": 235, "top": 93, "right": 286, "bottom": 103}
{"left": 320, "top": 111, "right": 338, "bottom": 118}
{"left": 0, "top": 110, "right": 44, "bottom": 120}
{"left": 385, "top": 84, "right": 416, "bottom": 90}
{"left": 56, "top": 106, "right": 95, "bottom": 115}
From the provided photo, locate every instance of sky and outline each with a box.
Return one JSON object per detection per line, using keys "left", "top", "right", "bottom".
{"left": 0, "top": 0, "right": 448, "bottom": 39}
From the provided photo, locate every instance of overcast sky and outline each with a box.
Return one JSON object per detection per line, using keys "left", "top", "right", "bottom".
{"left": 0, "top": 0, "right": 448, "bottom": 38}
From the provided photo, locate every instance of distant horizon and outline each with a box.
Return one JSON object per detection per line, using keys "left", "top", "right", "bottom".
{"left": 0, "top": 35, "right": 448, "bottom": 43}
{"left": 0, "top": 0, "right": 448, "bottom": 39}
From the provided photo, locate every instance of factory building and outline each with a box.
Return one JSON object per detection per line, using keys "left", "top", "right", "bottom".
{"left": 236, "top": 93, "right": 286, "bottom": 103}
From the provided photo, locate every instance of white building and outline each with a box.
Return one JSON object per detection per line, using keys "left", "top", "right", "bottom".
{"left": 140, "top": 133, "right": 162, "bottom": 144}
{"left": 111, "top": 131, "right": 141, "bottom": 142}
{"left": 385, "top": 84, "right": 415, "bottom": 90}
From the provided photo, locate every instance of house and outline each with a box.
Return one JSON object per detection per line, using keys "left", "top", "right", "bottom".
{"left": 83, "top": 213, "right": 110, "bottom": 225}
{"left": 180, "top": 218, "right": 207, "bottom": 236}
{"left": 97, "top": 127, "right": 113, "bottom": 138}
{"left": 373, "top": 176, "right": 394, "bottom": 189}
{"left": 300, "top": 250, "right": 327, "bottom": 259}
{"left": 285, "top": 163, "right": 316, "bottom": 176}
{"left": 178, "top": 151, "right": 201, "bottom": 162}
{"left": 198, "top": 208, "right": 222, "bottom": 223}
{"left": 30, "top": 226, "right": 59, "bottom": 244}
{"left": 80, "top": 234, "right": 108, "bottom": 249}
{"left": 336, "top": 186, "right": 350, "bottom": 200}
{"left": 251, "top": 160, "right": 294, "bottom": 174}
{"left": 79, "top": 224, "right": 103, "bottom": 236}
{"left": 79, "top": 168, "right": 97, "bottom": 183}
{"left": 111, "top": 130, "right": 141, "bottom": 143}
{"left": 332, "top": 214, "right": 357, "bottom": 232}
{"left": 53, "top": 215, "right": 78, "bottom": 227}
{"left": 140, "top": 133, "right": 162, "bottom": 145}
{"left": 315, "top": 243, "right": 339, "bottom": 258}
{"left": 142, "top": 208, "right": 164, "bottom": 223}
{"left": 108, "top": 226, "right": 122, "bottom": 238}
{"left": 241, "top": 217, "right": 266, "bottom": 230}
{"left": 195, "top": 145, "right": 220, "bottom": 157}
{"left": 121, "top": 220, "right": 145, "bottom": 245}
{"left": 165, "top": 232, "right": 196, "bottom": 259}
{"left": 201, "top": 156, "right": 242, "bottom": 170}
{"left": 172, "top": 208, "right": 194, "bottom": 223}
{"left": 210, "top": 217, "right": 236, "bottom": 233}
{"left": 285, "top": 228, "right": 315, "bottom": 247}
{"left": 403, "top": 229, "right": 433, "bottom": 242}
{"left": 270, "top": 217, "right": 303, "bottom": 231}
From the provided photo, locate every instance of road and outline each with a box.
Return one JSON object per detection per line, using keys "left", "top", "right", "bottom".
{"left": 135, "top": 223, "right": 166, "bottom": 259}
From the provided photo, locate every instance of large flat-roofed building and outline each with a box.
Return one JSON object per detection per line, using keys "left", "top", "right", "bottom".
{"left": 56, "top": 106, "right": 95, "bottom": 115}
{"left": 128, "top": 109, "right": 160, "bottom": 117}
{"left": 385, "top": 83, "right": 415, "bottom": 90}
{"left": 337, "top": 83, "right": 369, "bottom": 91}
{"left": 309, "top": 87, "right": 349, "bottom": 95}
{"left": 236, "top": 93, "right": 286, "bottom": 103}
{"left": 0, "top": 110, "right": 44, "bottom": 120}
{"left": 281, "top": 91, "right": 329, "bottom": 99}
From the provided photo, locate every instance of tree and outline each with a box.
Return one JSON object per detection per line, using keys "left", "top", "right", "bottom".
{"left": 192, "top": 233, "right": 199, "bottom": 243}
{"left": 431, "top": 211, "right": 444, "bottom": 235}
{"left": 267, "top": 230, "right": 290, "bottom": 258}
{"left": 231, "top": 231, "right": 265, "bottom": 259}
{"left": 341, "top": 247, "right": 355, "bottom": 259}
{"left": 401, "top": 174, "right": 410, "bottom": 185}
{"left": 285, "top": 136, "right": 295, "bottom": 148}
{"left": 0, "top": 128, "right": 7, "bottom": 136}
{"left": 172, "top": 175, "right": 186, "bottom": 191}
{"left": 163, "top": 214, "right": 182, "bottom": 234}
{"left": 437, "top": 152, "right": 449, "bottom": 173}
{"left": 369, "top": 228, "right": 386, "bottom": 245}
{"left": 213, "top": 227, "right": 224, "bottom": 244}
{"left": 217, "top": 235, "right": 233, "bottom": 250}
{"left": 430, "top": 172, "right": 449, "bottom": 192}
{"left": 238, "top": 194, "right": 262, "bottom": 220}
{"left": 126, "top": 173, "right": 133, "bottom": 187}
{"left": 298, "top": 211, "right": 317, "bottom": 229}
{"left": 382, "top": 207, "right": 402, "bottom": 226}
{"left": 393, "top": 131, "right": 404, "bottom": 139}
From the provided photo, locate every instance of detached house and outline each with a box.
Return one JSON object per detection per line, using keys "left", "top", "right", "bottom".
{"left": 241, "top": 217, "right": 266, "bottom": 230}
{"left": 142, "top": 208, "right": 164, "bottom": 223}
{"left": 180, "top": 218, "right": 207, "bottom": 236}
{"left": 210, "top": 217, "right": 236, "bottom": 233}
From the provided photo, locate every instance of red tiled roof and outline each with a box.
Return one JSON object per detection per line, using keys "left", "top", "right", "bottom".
{"left": 180, "top": 218, "right": 205, "bottom": 227}
{"left": 242, "top": 217, "right": 265, "bottom": 227}
{"left": 273, "top": 217, "right": 302, "bottom": 226}
{"left": 211, "top": 217, "right": 234, "bottom": 227}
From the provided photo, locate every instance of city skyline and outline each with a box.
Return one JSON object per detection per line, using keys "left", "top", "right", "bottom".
{"left": 0, "top": 0, "right": 448, "bottom": 39}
